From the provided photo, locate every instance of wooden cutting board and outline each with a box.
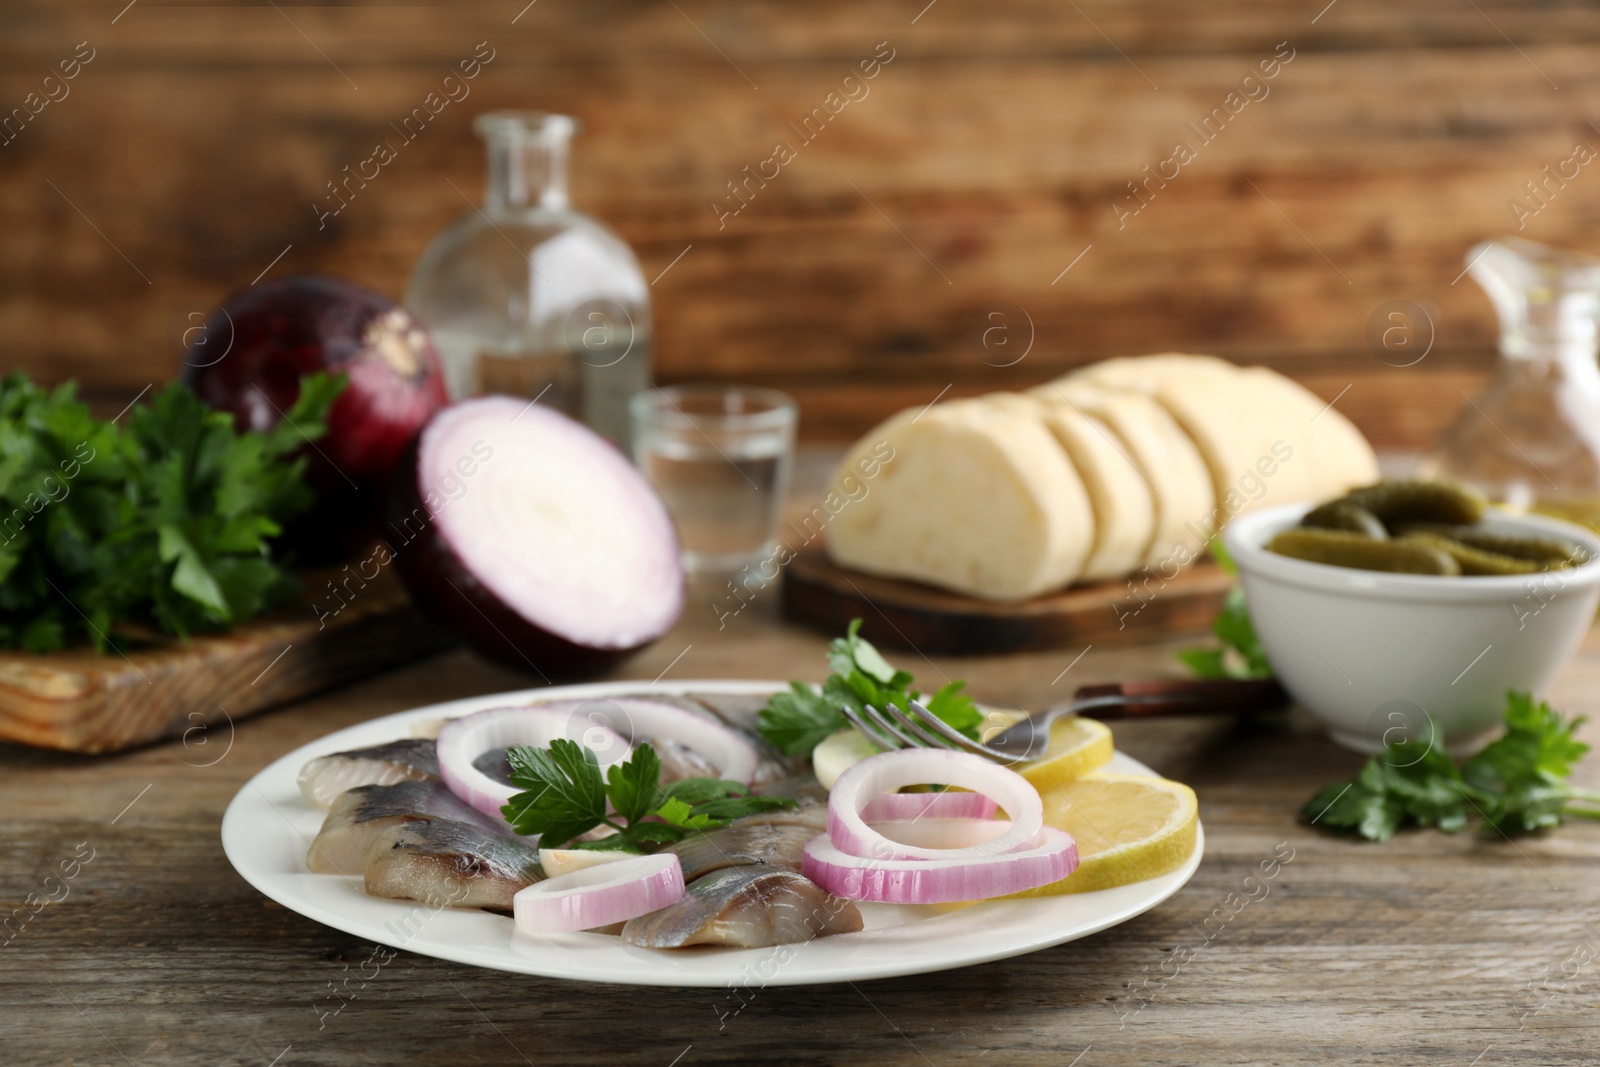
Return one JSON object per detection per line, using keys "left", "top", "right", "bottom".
{"left": 0, "top": 573, "right": 454, "bottom": 754}
{"left": 781, "top": 546, "right": 1233, "bottom": 655}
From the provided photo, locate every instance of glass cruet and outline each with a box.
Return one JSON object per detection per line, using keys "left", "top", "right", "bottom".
{"left": 405, "top": 111, "right": 651, "bottom": 449}
{"left": 1426, "top": 237, "right": 1600, "bottom": 529}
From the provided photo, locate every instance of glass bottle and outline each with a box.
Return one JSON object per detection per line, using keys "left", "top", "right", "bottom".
{"left": 1426, "top": 237, "right": 1600, "bottom": 529}
{"left": 405, "top": 111, "right": 651, "bottom": 448}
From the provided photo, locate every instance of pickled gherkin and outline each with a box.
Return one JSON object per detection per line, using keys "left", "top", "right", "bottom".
{"left": 1274, "top": 479, "right": 1586, "bottom": 577}
{"left": 1339, "top": 480, "right": 1487, "bottom": 529}
{"left": 1392, "top": 524, "right": 1586, "bottom": 568}
{"left": 1301, "top": 501, "right": 1387, "bottom": 539}
{"left": 1266, "top": 528, "right": 1460, "bottom": 575}
{"left": 1400, "top": 532, "right": 1540, "bottom": 576}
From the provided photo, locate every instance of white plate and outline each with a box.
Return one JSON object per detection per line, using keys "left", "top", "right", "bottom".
{"left": 222, "top": 679, "right": 1204, "bottom": 988}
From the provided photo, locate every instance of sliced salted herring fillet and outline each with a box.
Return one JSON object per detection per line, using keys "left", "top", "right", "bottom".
{"left": 981, "top": 393, "right": 1155, "bottom": 581}
{"left": 825, "top": 399, "right": 1094, "bottom": 600}
{"left": 1031, "top": 380, "right": 1214, "bottom": 570}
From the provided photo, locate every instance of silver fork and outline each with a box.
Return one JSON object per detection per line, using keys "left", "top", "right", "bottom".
{"left": 843, "top": 678, "right": 1288, "bottom": 765}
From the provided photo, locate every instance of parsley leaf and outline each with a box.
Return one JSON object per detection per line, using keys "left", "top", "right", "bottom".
{"left": 501, "top": 738, "right": 609, "bottom": 845}
{"left": 1462, "top": 692, "right": 1600, "bottom": 834}
{"left": 0, "top": 372, "right": 342, "bottom": 651}
{"left": 1179, "top": 541, "right": 1273, "bottom": 680}
{"left": 502, "top": 741, "right": 796, "bottom": 851}
{"left": 756, "top": 618, "right": 984, "bottom": 757}
{"left": 755, "top": 681, "right": 843, "bottom": 759}
{"left": 1303, "top": 692, "right": 1600, "bottom": 840}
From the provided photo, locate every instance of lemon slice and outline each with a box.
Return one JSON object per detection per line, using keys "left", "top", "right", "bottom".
{"left": 1014, "top": 716, "right": 1114, "bottom": 791}
{"left": 1009, "top": 773, "right": 1199, "bottom": 896}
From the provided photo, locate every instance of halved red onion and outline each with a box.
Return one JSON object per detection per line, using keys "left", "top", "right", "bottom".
{"left": 860, "top": 791, "right": 999, "bottom": 824}
{"left": 828, "top": 749, "right": 1044, "bottom": 861}
{"left": 802, "top": 827, "right": 1078, "bottom": 904}
{"left": 391, "top": 397, "right": 684, "bottom": 678}
{"left": 514, "top": 853, "right": 685, "bottom": 934}
{"left": 436, "top": 705, "right": 628, "bottom": 820}
{"left": 533, "top": 697, "right": 761, "bottom": 785}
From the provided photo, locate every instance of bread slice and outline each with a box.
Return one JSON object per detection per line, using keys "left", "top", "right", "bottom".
{"left": 1070, "top": 355, "right": 1379, "bottom": 520}
{"left": 981, "top": 392, "right": 1155, "bottom": 581}
{"left": 825, "top": 399, "right": 1094, "bottom": 600}
{"left": 1071, "top": 352, "right": 1238, "bottom": 393}
{"left": 1182, "top": 366, "right": 1378, "bottom": 517}
{"left": 1031, "top": 379, "right": 1215, "bottom": 570}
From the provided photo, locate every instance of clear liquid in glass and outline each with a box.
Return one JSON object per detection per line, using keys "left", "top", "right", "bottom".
{"left": 631, "top": 387, "right": 797, "bottom": 576}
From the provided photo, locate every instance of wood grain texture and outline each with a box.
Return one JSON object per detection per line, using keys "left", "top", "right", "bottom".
{"left": 783, "top": 546, "right": 1235, "bottom": 653}
{"left": 3, "top": 1, "right": 1593, "bottom": 447}
{"left": 0, "top": 573, "right": 453, "bottom": 754}
{"left": 4, "top": 577, "right": 1600, "bottom": 1066}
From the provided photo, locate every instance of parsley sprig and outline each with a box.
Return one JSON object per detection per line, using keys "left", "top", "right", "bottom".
{"left": 755, "top": 618, "right": 983, "bottom": 758}
{"left": 501, "top": 739, "right": 796, "bottom": 851}
{"left": 0, "top": 373, "right": 343, "bottom": 651}
{"left": 1304, "top": 692, "right": 1600, "bottom": 840}
{"left": 1178, "top": 540, "right": 1273, "bottom": 680}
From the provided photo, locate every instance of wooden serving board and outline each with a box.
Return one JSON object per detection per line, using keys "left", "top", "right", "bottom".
{"left": 0, "top": 574, "right": 454, "bottom": 754}
{"left": 781, "top": 546, "right": 1234, "bottom": 655}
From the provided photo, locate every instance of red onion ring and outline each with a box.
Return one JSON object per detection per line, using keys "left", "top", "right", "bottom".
{"left": 537, "top": 697, "right": 761, "bottom": 785}
{"left": 860, "top": 791, "right": 999, "bottom": 823}
{"left": 801, "top": 827, "right": 1078, "bottom": 903}
{"left": 828, "top": 749, "right": 1044, "bottom": 861}
{"left": 513, "top": 854, "right": 685, "bottom": 933}
{"left": 436, "top": 705, "right": 628, "bottom": 821}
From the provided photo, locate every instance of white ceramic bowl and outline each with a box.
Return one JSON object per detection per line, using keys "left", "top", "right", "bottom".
{"left": 1223, "top": 503, "right": 1600, "bottom": 752}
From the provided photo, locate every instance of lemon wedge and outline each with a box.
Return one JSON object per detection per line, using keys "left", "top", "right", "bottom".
{"left": 1014, "top": 716, "right": 1114, "bottom": 791}
{"left": 1009, "top": 773, "right": 1199, "bottom": 896}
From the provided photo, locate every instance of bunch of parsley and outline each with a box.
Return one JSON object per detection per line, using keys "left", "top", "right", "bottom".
{"left": 1178, "top": 540, "right": 1273, "bottom": 680}
{"left": 0, "top": 372, "right": 343, "bottom": 652}
{"left": 755, "top": 618, "right": 983, "bottom": 757}
{"left": 502, "top": 739, "right": 796, "bottom": 850}
{"left": 1304, "top": 692, "right": 1600, "bottom": 840}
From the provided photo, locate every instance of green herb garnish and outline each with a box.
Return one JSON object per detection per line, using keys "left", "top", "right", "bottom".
{"left": 501, "top": 739, "right": 796, "bottom": 851}
{"left": 756, "top": 617, "right": 983, "bottom": 757}
{"left": 0, "top": 372, "right": 342, "bottom": 651}
{"left": 1303, "top": 691, "right": 1600, "bottom": 840}
{"left": 1178, "top": 539, "right": 1273, "bottom": 680}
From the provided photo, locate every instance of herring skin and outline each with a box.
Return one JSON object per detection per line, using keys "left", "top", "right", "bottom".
{"left": 298, "top": 739, "right": 440, "bottom": 809}
{"left": 621, "top": 866, "right": 862, "bottom": 949}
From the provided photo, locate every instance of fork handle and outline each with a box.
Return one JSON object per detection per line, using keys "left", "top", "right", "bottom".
{"left": 1070, "top": 678, "right": 1289, "bottom": 719}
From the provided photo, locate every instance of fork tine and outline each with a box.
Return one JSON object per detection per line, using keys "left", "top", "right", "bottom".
{"left": 902, "top": 699, "right": 1019, "bottom": 763}
{"left": 841, "top": 703, "right": 905, "bottom": 752}
{"left": 880, "top": 701, "right": 964, "bottom": 750}
{"left": 861, "top": 703, "right": 927, "bottom": 751}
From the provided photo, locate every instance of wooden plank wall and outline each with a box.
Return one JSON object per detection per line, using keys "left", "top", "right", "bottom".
{"left": 3, "top": 0, "right": 1599, "bottom": 446}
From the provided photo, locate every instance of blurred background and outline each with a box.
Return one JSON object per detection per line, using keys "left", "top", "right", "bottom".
{"left": 3, "top": 0, "right": 1596, "bottom": 446}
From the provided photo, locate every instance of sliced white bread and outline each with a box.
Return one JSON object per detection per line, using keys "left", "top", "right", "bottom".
{"left": 1071, "top": 352, "right": 1238, "bottom": 392}
{"left": 825, "top": 398, "right": 1095, "bottom": 600}
{"left": 981, "top": 392, "right": 1155, "bottom": 581}
{"left": 1031, "top": 379, "right": 1215, "bottom": 569}
{"left": 1070, "top": 356, "right": 1379, "bottom": 519}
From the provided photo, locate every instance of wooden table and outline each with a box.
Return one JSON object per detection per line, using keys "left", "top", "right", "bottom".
{"left": 5, "top": 573, "right": 1600, "bottom": 1066}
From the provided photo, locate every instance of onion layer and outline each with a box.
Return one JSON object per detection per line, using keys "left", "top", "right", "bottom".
{"left": 828, "top": 749, "right": 1043, "bottom": 861}
{"left": 514, "top": 854, "right": 685, "bottom": 934}
{"left": 859, "top": 791, "right": 999, "bottom": 823}
{"left": 437, "top": 705, "right": 628, "bottom": 820}
{"left": 802, "top": 827, "right": 1078, "bottom": 904}
{"left": 536, "top": 697, "right": 761, "bottom": 785}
